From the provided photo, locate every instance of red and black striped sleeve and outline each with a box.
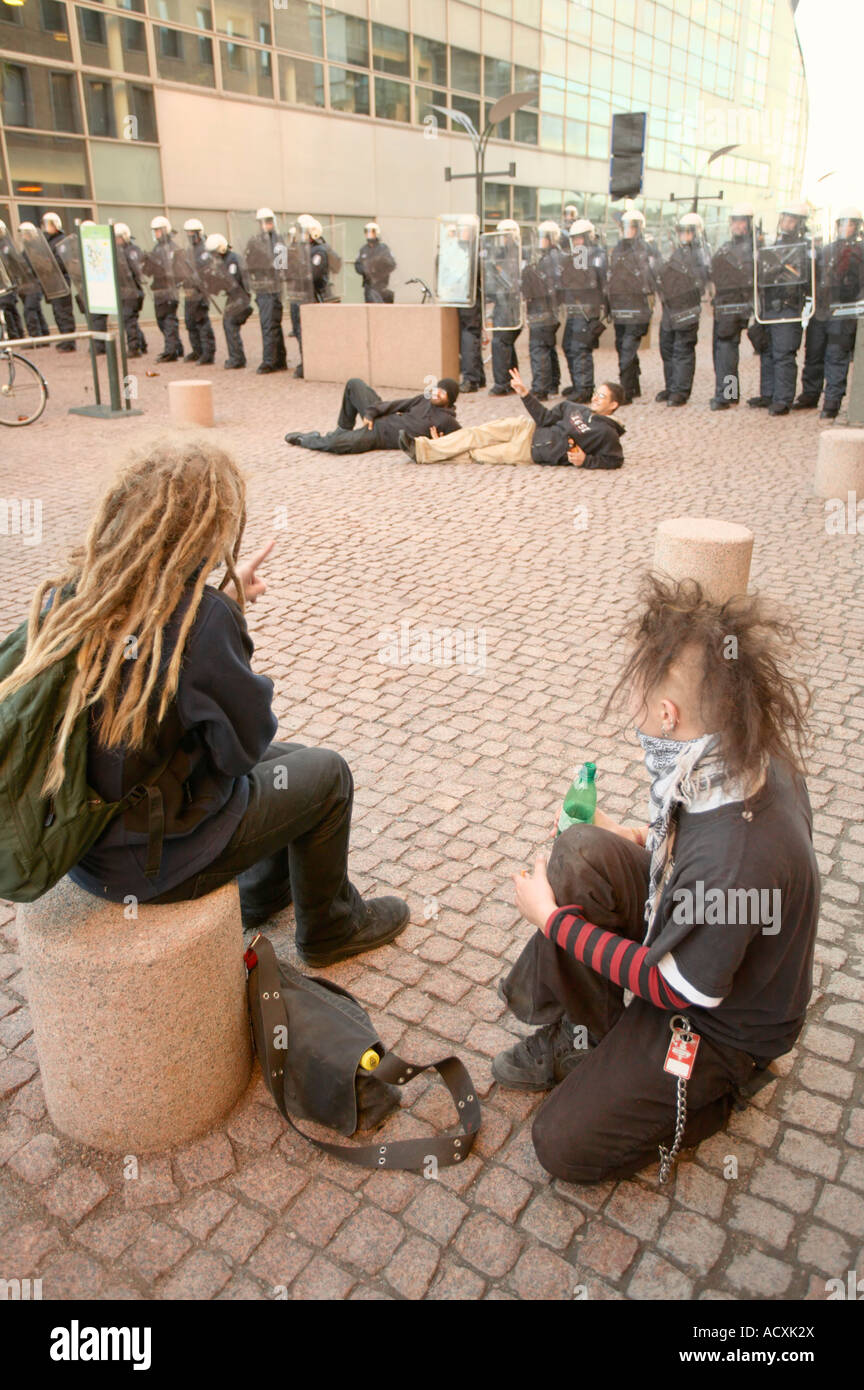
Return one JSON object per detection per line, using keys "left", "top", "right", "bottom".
{"left": 544, "top": 905, "right": 690, "bottom": 1011}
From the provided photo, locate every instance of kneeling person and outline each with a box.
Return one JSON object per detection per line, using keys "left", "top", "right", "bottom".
{"left": 405, "top": 369, "right": 624, "bottom": 468}
{"left": 286, "top": 376, "right": 461, "bottom": 453}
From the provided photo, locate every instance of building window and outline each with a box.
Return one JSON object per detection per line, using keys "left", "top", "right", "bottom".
{"left": 220, "top": 41, "right": 273, "bottom": 98}
{"left": 372, "top": 23, "right": 409, "bottom": 77}
{"left": 273, "top": 0, "right": 323, "bottom": 57}
{"left": 329, "top": 65, "right": 369, "bottom": 114}
{"left": 450, "top": 46, "right": 481, "bottom": 94}
{"left": 414, "top": 86, "right": 446, "bottom": 128}
{"left": 414, "top": 35, "right": 446, "bottom": 86}
{"left": 450, "top": 92, "right": 480, "bottom": 132}
{"left": 514, "top": 108, "right": 538, "bottom": 145}
{"left": 7, "top": 131, "right": 90, "bottom": 199}
{"left": 214, "top": 0, "right": 270, "bottom": 45}
{"left": 374, "top": 76, "right": 409, "bottom": 122}
{"left": 155, "top": 27, "right": 215, "bottom": 85}
{"left": 325, "top": 9, "right": 368, "bottom": 67}
{"left": 50, "top": 71, "right": 79, "bottom": 133}
{"left": 278, "top": 55, "right": 324, "bottom": 107}
{"left": 484, "top": 57, "right": 511, "bottom": 100}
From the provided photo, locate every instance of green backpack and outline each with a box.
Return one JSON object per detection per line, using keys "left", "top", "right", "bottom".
{"left": 0, "top": 620, "right": 170, "bottom": 903}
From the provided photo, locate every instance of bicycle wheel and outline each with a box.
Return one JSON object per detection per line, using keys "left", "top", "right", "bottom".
{"left": 0, "top": 351, "right": 48, "bottom": 426}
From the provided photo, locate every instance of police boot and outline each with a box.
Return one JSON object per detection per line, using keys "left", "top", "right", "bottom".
{"left": 709, "top": 398, "right": 731, "bottom": 410}
{"left": 667, "top": 393, "right": 688, "bottom": 406}
{"left": 747, "top": 396, "right": 771, "bottom": 408}
{"left": 791, "top": 394, "right": 819, "bottom": 410}
{"left": 655, "top": 389, "right": 670, "bottom": 402}
{"left": 769, "top": 402, "right": 790, "bottom": 415}
{"left": 184, "top": 351, "right": 200, "bottom": 362}
{"left": 820, "top": 404, "right": 839, "bottom": 419}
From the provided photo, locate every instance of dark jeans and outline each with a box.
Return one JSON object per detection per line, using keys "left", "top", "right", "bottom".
{"left": 1, "top": 298, "right": 25, "bottom": 340}
{"left": 501, "top": 824, "right": 755, "bottom": 1182}
{"left": 150, "top": 741, "right": 365, "bottom": 952}
{"left": 295, "top": 377, "right": 388, "bottom": 452}
{"left": 659, "top": 319, "right": 699, "bottom": 397}
{"left": 52, "top": 292, "right": 76, "bottom": 346}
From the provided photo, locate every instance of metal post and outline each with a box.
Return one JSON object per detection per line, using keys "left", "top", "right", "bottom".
{"left": 104, "top": 332, "right": 123, "bottom": 412}
{"left": 76, "top": 224, "right": 102, "bottom": 407}
{"left": 108, "top": 220, "right": 131, "bottom": 411}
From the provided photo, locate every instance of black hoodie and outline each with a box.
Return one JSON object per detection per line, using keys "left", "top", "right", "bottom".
{"left": 521, "top": 394, "right": 626, "bottom": 468}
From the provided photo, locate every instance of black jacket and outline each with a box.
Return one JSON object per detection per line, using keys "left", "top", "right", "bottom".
{"left": 366, "top": 394, "right": 460, "bottom": 446}
{"left": 522, "top": 393, "right": 625, "bottom": 468}
{"left": 69, "top": 587, "right": 277, "bottom": 903}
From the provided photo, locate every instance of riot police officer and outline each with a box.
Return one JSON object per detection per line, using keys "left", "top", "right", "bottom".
{"left": 143, "top": 217, "right": 184, "bottom": 361}
{"left": 818, "top": 206, "right": 863, "bottom": 419}
{"left": 561, "top": 218, "right": 607, "bottom": 402}
{"left": 709, "top": 204, "right": 755, "bottom": 409}
{"left": 41, "top": 212, "right": 77, "bottom": 351}
{"left": 484, "top": 218, "right": 522, "bottom": 395}
{"left": 608, "top": 208, "right": 657, "bottom": 403}
{"left": 656, "top": 212, "right": 710, "bottom": 406}
{"left": 113, "top": 223, "right": 147, "bottom": 358}
{"left": 0, "top": 221, "right": 25, "bottom": 340}
{"left": 456, "top": 221, "right": 485, "bottom": 394}
{"left": 181, "top": 219, "right": 216, "bottom": 364}
{"left": 354, "top": 222, "right": 396, "bottom": 303}
{"left": 246, "top": 208, "right": 288, "bottom": 375}
{"left": 523, "top": 220, "right": 565, "bottom": 399}
{"left": 17, "top": 223, "right": 52, "bottom": 344}
{"left": 560, "top": 204, "right": 580, "bottom": 252}
{"left": 205, "top": 232, "right": 252, "bottom": 369}
{"left": 291, "top": 214, "right": 342, "bottom": 379}
{"left": 749, "top": 203, "right": 810, "bottom": 416}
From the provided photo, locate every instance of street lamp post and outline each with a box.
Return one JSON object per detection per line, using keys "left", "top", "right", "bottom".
{"left": 669, "top": 144, "right": 740, "bottom": 214}
{"left": 431, "top": 91, "right": 539, "bottom": 226}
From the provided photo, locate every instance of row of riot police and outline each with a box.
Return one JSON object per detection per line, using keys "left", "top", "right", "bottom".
{"left": 467, "top": 202, "right": 863, "bottom": 419}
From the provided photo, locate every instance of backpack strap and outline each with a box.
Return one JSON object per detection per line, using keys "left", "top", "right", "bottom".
{"left": 247, "top": 935, "right": 481, "bottom": 1172}
{"left": 118, "top": 750, "right": 176, "bottom": 880}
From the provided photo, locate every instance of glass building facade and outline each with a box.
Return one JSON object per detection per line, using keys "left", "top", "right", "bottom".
{"left": 0, "top": 0, "right": 807, "bottom": 301}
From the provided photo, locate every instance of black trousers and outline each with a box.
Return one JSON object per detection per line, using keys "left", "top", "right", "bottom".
{"left": 458, "top": 303, "right": 485, "bottom": 386}
{"left": 294, "top": 377, "right": 388, "bottom": 453}
{"left": 659, "top": 319, "right": 699, "bottom": 398}
{"left": 712, "top": 319, "right": 747, "bottom": 401}
{"left": 614, "top": 321, "right": 648, "bottom": 399}
{"left": 184, "top": 295, "right": 216, "bottom": 361}
{"left": 258, "top": 292, "right": 287, "bottom": 368}
{"left": 824, "top": 318, "right": 857, "bottom": 406}
{"left": 0, "top": 298, "right": 25, "bottom": 340}
{"left": 490, "top": 327, "right": 519, "bottom": 387}
{"left": 759, "top": 320, "right": 802, "bottom": 406}
{"left": 155, "top": 298, "right": 183, "bottom": 357}
{"left": 22, "top": 293, "right": 50, "bottom": 340}
{"left": 150, "top": 741, "right": 365, "bottom": 952}
{"left": 223, "top": 301, "right": 251, "bottom": 366}
{"left": 123, "top": 296, "right": 147, "bottom": 354}
{"left": 800, "top": 317, "right": 828, "bottom": 399}
{"left": 529, "top": 322, "right": 560, "bottom": 394}
{"left": 51, "top": 292, "right": 76, "bottom": 349}
{"left": 562, "top": 316, "right": 599, "bottom": 398}
{"left": 501, "top": 824, "right": 756, "bottom": 1182}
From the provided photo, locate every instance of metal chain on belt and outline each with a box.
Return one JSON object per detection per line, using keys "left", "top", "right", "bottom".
{"left": 658, "top": 1013, "right": 698, "bottom": 1184}
{"left": 658, "top": 1073, "right": 688, "bottom": 1184}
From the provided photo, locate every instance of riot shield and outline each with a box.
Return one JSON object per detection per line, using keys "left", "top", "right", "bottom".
{"left": 520, "top": 244, "right": 561, "bottom": 325}
{"left": 607, "top": 240, "right": 655, "bottom": 322}
{"left": 309, "top": 223, "right": 342, "bottom": 303}
{"left": 754, "top": 222, "right": 814, "bottom": 324}
{"left": 230, "top": 212, "right": 286, "bottom": 296}
{"left": 115, "top": 246, "right": 142, "bottom": 306}
{"left": 480, "top": 229, "right": 522, "bottom": 331}
{"left": 559, "top": 243, "right": 606, "bottom": 322}
{"left": 139, "top": 239, "right": 179, "bottom": 307}
{"left": 434, "top": 214, "right": 478, "bottom": 307}
{"left": 173, "top": 245, "right": 205, "bottom": 296}
{"left": 820, "top": 231, "right": 864, "bottom": 320}
{"left": 0, "top": 227, "right": 38, "bottom": 295}
{"left": 281, "top": 237, "right": 314, "bottom": 304}
{"left": 53, "top": 233, "right": 84, "bottom": 300}
{"left": 18, "top": 226, "right": 69, "bottom": 300}
{"left": 710, "top": 236, "right": 754, "bottom": 327}
{"left": 355, "top": 239, "right": 396, "bottom": 298}
{"left": 657, "top": 241, "right": 704, "bottom": 329}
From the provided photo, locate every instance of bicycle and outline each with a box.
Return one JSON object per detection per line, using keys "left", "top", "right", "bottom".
{"left": 0, "top": 325, "right": 49, "bottom": 426}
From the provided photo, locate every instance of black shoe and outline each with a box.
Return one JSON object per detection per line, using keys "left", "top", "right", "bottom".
{"left": 224, "top": 360, "right": 245, "bottom": 369}
{"left": 293, "top": 365, "right": 304, "bottom": 379}
{"left": 748, "top": 396, "right": 771, "bottom": 408}
{"left": 488, "top": 385, "right": 514, "bottom": 396}
{"left": 791, "top": 395, "right": 819, "bottom": 410}
{"left": 197, "top": 356, "right": 215, "bottom": 365}
{"left": 563, "top": 388, "right": 591, "bottom": 403}
{"left": 769, "top": 402, "right": 790, "bottom": 416}
{"left": 397, "top": 429, "right": 416, "bottom": 461}
{"left": 57, "top": 343, "right": 76, "bottom": 353}
{"left": 492, "top": 1016, "right": 590, "bottom": 1092}
{"left": 459, "top": 379, "right": 479, "bottom": 393}
{"left": 257, "top": 364, "right": 276, "bottom": 374}
{"left": 667, "top": 393, "right": 688, "bottom": 406}
{"left": 820, "top": 405, "right": 839, "bottom": 420}
{"left": 709, "top": 398, "right": 730, "bottom": 410}
{"left": 533, "top": 392, "right": 550, "bottom": 401}
{"left": 184, "top": 352, "right": 200, "bottom": 363}
{"left": 126, "top": 350, "right": 142, "bottom": 359}
{"left": 655, "top": 389, "right": 671, "bottom": 402}
{"left": 297, "top": 897, "right": 410, "bottom": 968}
{"left": 284, "top": 432, "right": 303, "bottom": 445}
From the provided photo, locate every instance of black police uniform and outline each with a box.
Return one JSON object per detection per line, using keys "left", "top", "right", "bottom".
{"left": 758, "top": 228, "right": 809, "bottom": 411}
{"left": 658, "top": 238, "right": 710, "bottom": 402}
{"left": 142, "top": 236, "right": 184, "bottom": 360}
{"left": 44, "top": 228, "right": 77, "bottom": 350}
{"left": 484, "top": 239, "right": 522, "bottom": 393}
{"left": 608, "top": 236, "right": 657, "bottom": 402}
{"left": 458, "top": 260, "right": 486, "bottom": 390}
{"left": 354, "top": 239, "right": 396, "bottom": 303}
{"left": 120, "top": 239, "right": 148, "bottom": 356}
{"left": 821, "top": 235, "right": 863, "bottom": 413}
{"left": 561, "top": 241, "right": 607, "bottom": 401}
{"left": 710, "top": 229, "right": 754, "bottom": 406}
{"left": 246, "top": 228, "right": 288, "bottom": 373}
{"left": 182, "top": 234, "right": 216, "bottom": 364}
{"left": 523, "top": 244, "right": 565, "bottom": 398}
{"left": 290, "top": 237, "right": 341, "bottom": 376}
{"left": 220, "top": 250, "right": 253, "bottom": 368}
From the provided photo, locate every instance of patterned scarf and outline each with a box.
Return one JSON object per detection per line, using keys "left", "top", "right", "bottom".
{"left": 637, "top": 730, "right": 729, "bottom": 941}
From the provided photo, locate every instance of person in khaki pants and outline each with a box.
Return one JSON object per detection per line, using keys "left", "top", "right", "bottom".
{"left": 403, "top": 370, "right": 625, "bottom": 469}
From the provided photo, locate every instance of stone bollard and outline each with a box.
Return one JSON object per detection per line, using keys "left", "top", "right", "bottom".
{"left": 813, "top": 427, "right": 864, "bottom": 499}
{"left": 17, "top": 879, "right": 251, "bottom": 1154}
{"left": 168, "top": 379, "right": 214, "bottom": 428}
{"left": 653, "top": 517, "right": 754, "bottom": 604}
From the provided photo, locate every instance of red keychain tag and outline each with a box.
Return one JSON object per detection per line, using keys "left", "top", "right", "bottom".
{"left": 663, "top": 1018, "right": 701, "bottom": 1079}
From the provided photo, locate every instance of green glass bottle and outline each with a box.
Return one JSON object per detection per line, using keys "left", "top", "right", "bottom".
{"left": 557, "top": 761, "right": 597, "bottom": 834}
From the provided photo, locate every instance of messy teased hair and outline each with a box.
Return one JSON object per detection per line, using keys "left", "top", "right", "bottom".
{"left": 605, "top": 574, "right": 812, "bottom": 783}
{"left": 0, "top": 438, "right": 247, "bottom": 794}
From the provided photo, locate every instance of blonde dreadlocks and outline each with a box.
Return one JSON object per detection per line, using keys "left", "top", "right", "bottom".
{"left": 0, "top": 438, "right": 247, "bottom": 795}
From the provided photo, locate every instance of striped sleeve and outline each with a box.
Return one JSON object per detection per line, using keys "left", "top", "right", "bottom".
{"left": 544, "top": 906, "right": 691, "bottom": 1011}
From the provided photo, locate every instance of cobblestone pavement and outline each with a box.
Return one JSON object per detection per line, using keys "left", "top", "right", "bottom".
{"left": 0, "top": 328, "right": 861, "bottom": 1302}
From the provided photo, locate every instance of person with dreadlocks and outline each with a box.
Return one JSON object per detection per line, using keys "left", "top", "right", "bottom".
{"left": 492, "top": 575, "right": 820, "bottom": 1183}
{"left": 11, "top": 440, "right": 408, "bottom": 968}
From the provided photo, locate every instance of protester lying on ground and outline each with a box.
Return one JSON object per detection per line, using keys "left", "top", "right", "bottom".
{"left": 285, "top": 376, "right": 461, "bottom": 453}
{"left": 4, "top": 440, "right": 408, "bottom": 968}
{"left": 401, "top": 369, "right": 625, "bottom": 467}
{"left": 494, "top": 574, "right": 819, "bottom": 1183}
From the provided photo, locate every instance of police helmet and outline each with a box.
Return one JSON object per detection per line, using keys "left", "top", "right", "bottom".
{"left": 18, "top": 222, "right": 38, "bottom": 235}
{"left": 113, "top": 223, "right": 132, "bottom": 240}
{"left": 563, "top": 204, "right": 580, "bottom": 218}
{"left": 835, "top": 205, "right": 863, "bottom": 226}
{"left": 41, "top": 212, "right": 63, "bottom": 232}
{"left": 729, "top": 203, "right": 755, "bottom": 220}
{"left": 364, "top": 222, "right": 380, "bottom": 236}
{"left": 184, "top": 218, "right": 204, "bottom": 234}
{"left": 256, "top": 207, "right": 275, "bottom": 221}
{"left": 206, "top": 233, "right": 228, "bottom": 254}
{"left": 621, "top": 208, "right": 646, "bottom": 227}
{"left": 151, "top": 216, "right": 171, "bottom": 232}
{"left": 677, "top": 212, "right": 704, "bottom": 233}
{"left": 496, "top": 219, "right": 520, "bottom": 234}
{"left": 537, "top": 219, "right": 561, "bottom": 243}
{"left": 569, "top": 219, "right": 594, "bottom": 237}
{"left": 298, "top": 214, "right": 323, "bottom": 239}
